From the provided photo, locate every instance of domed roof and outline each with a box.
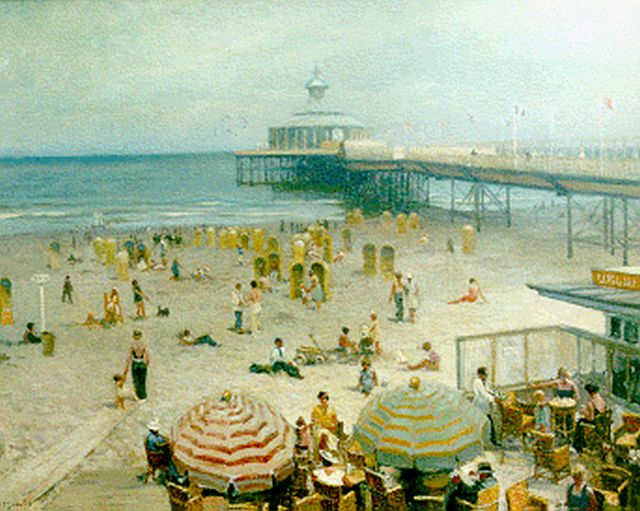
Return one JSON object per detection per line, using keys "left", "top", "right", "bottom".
{"left": 272, "top": 67, "right": 365, "bottom": 130}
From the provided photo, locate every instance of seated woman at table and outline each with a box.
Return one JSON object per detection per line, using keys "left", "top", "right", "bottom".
{"left": 532, "top": 366, "right": 580, "bottom": 400}
{"left": 573, "top": 383, "right": 607, "bottom": 454}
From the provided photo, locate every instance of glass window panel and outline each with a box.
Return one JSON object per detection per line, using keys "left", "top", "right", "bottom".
{"left": 459, "top": 338, "right": 492, "bottom": 393}
{"left": 610, "top": 316, "right": 622, "bottom": 338}
{"left": 495, "top": 336, "right": 525, "bottom": 388}
{"left": 611, "top": 350, "right": 628, "bottom": 400}
{"left": 624, "top": 321, "right": 639, "bottom": 344}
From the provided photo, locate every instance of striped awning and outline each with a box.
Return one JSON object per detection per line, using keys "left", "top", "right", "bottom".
{"left": 353, "top": 378, "right": 488, "bottom": 472}
{"left": 172, "top": 391, "right": 295, "bottom": 495}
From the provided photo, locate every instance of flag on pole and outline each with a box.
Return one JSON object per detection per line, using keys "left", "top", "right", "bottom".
{"left": 514, "top": 105, "right": 525, "bottom": 117}
{"left": 603, "top": 97, "right": 614, "bottom": 110}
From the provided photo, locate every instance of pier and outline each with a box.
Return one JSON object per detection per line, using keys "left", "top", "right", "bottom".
{"left": 235, "top": 147, "right": 640, "bottom": 264}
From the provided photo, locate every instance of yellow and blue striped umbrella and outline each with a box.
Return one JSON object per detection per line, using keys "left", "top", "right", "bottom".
{"left": 353, "top": 378, "right": 488, "bottom": 471}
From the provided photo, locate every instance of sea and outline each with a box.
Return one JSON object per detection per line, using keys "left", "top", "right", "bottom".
{"left": 0, "top": 152, "right": 560, "bottom": 237}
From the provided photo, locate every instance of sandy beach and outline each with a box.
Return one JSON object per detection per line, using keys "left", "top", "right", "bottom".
{"left": 0, "top": 207, "right": 613, "bottom": 509}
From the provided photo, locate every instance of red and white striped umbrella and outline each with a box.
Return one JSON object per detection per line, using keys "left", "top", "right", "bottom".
{"left": 172, "top": 391, "right": 295, "bottom": 495}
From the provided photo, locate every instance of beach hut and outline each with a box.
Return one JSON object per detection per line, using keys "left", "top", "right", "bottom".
{"left": 396, "top": 213, "right": 408, "bottom": 234}
{"left": 253, "top": 256, "right": 267, "bottom": 280}
{"left": 362, "top": 243, "right": 377, "bottom": 276}
{"left": 252, "top": 228, "right": 264, "bottom": 254}
{"left": 340, "top": 228, "right": 352, "bottom": 252}
{"left": 353, "top": 377, "right": 488, "bottom": 472}
{"left": 290, "top": 262, "right": 305, "bottom": 300}
{"left": 193, "top": 228, "right": 202, "bottom": 248}
{"left": 291, "top": 239, "right": 306, "bottom": 264}
{"left": 266, "top": 236, "right": 280, "bottom": 255}
{"left": 172, "top": 391, "right": 295, "bottom": 496}
{"left": 380, "top": 245, "right": 395, "bottom": 279}
{"left": 462, "top": 224, "right": 475, "bottom": 254}
{"left": 0, "top": 278, "right": 14, "bottom": 326}
{"left": 381, "top": 211, "right": 393, "bottom": 231}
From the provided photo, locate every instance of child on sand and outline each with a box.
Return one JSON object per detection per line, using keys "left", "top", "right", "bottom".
{"left": 406, "top": 341, "right": 440, "bottom": 371}
{"left": 113, "top": 374, "right": 126, "bottom": 410}
{"left": 359, "top": 359, "right": 378, "bottom": 395}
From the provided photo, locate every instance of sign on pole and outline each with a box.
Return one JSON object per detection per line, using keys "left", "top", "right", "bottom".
{"left": 31, "top": 274, "right": 50, "bottom": 332}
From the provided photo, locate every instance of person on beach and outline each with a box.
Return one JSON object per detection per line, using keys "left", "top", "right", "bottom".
{"left": 565, "top": 466, "right": 598, "bottom": 511}
{"left": 247, "top": 280, "right": 262, "bottom": 339}
{"left": 22, "top": 322, "right": 42, "bottom": 344}
{"left": 404, "top": 273, "right": 419, "bottom": 323}
{"left": 473, "top": 367, "right": 500, "bottom": 446}
{"left": 530, "top": 366, "right": 580, "bottom": 400}
{"left": 389, "top": 272, "right": 405, "bottom": 321}
{"left": 302, "top": 270, "right": 324, "bottom": 310}
{"left": 113, "top": 373, "right": 126, "bottom": 410}
{"left": 406, "top": 341, "right": 440, "bottom": 371}
{"left": 532, "top": 390, "right": 551, "bottom": 432}
{"left": 132, "top": 279, "right": 148, "bottom": 320}
{"left": 448, "top": 278, "right": 488, "bottom": 304}
{"left": 178, "top": 329, "right": 219, "bottom": 347}
{"left": 144, "top": 419, "right": 182, "bottom": 483}
{"left": 270, "top": 338, "right": 303, "bottom": 379}
{"left": 359, "top": 358, "right": 378, "bottom": 395}
{"left": 368, "top": 312, "right": 382, "bottom": 354}
{"left": 311, "top": 391, "right": 338, "bottom": 435}
{"left": 170, "top": 259, "right": 183, "bottom": 280}
{"left": 61, "top": 275, "right": 74, "bottom": 304}
{"left": 231, "top": 282, "right": 245, "bottom": 333}
{"left": 105, "top": 287, "right": 123, "bottom": 324}
{"left": 573, "top": 383, "right": 606, "bottom": 454}
{"left": 123, "top": 329, "right": 150, "bottom": 401}
{"left": 337, "top": 326, "right": 358, "bottom": 354}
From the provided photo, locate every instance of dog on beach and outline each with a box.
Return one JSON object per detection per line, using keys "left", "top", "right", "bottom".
{"left": 157, "top": 306, "right": 170, "bottom": 317}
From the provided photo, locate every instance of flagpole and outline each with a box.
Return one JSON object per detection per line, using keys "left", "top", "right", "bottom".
{"left": 512, "top": 106, "right": 518, "bottom": 168}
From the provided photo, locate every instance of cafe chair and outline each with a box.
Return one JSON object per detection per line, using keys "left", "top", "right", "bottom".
{"left": 412, "top": 471, "right": 450, "bottom": 511}
{"left": 363, "top": 467, "right": 407, "bottom": 511}
{"left": 186, "top": 496, "right": 229, "bottom": 511}
{"left": 314, "top": 479, "right": 342, "bottom": 511}
{"left": 613, "top": 412, "right": 640, "bottom": 466}
{"left": 293, "top": 494, "right": 324, "bottom": 511}
{"left": 582, "top": 409, "right": 613, "bottom": 460}
{"left": 531, "top": 432, "right": 571, "bottom": 484}
{"left": 456, "top": 484, "right": 500, "bottom": 511}
{"left": 337, "top": 491, "right": 357, "bottom": 511}
{"left": 506, "top": 479, "right": 548, "bottom": 511}
{"left": 591, "top": 465, "right": 632, "bottom": 510}
{"left": 497, "top": 398, "right": 535, "bottom": 447}
{"left": 167, "top": 481, "right": 191, "bottom": 511}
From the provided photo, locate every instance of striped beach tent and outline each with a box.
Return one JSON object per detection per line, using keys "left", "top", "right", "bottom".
{"left": 172, "top": 390, "right": 295, "bottom": 495}
{"left": 353, "top": 377, "right": 488, "bottom": 472}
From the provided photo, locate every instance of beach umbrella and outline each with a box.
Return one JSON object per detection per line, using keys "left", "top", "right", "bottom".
{"left": 172, "top": 390, "right": 295, "bottom": 495}
{"left": 353, "top": 377, "right": 488, "bottom": 472}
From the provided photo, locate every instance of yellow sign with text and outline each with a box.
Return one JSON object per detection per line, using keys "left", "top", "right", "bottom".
{"left": 592, "top": 269, "right": 640, "bottom": 291}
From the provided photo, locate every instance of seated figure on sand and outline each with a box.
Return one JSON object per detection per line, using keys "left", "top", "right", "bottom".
{"left": 178, "top": 329, "right": 219, "bottom": 347}
{"left": 405, "top": 341, "right": 440, "bottom": 371}
{"left": 448, "top": 278, "right": 488, "bottom": 304}
{"left": 22, "top": 322, "right": 42, "bottom": 344}
{"left": 311, "top": 391, "right": 340, "bottom": 455}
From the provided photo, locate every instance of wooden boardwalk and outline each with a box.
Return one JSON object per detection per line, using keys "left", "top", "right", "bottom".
{"left": 0, "top": 406, "right": 136, "bottom": 509}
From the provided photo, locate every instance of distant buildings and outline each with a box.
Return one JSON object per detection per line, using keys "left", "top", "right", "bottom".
{"left": 268, "top": 67, "right": 369, "bottom": 151}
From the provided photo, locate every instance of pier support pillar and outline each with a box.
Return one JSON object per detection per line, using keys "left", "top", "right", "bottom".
{"left": 609, "top": 198, "right": 615, "bottom": 255}
{"left": 506, "top": 186, "right": 511, "bottom": 227}
{"left": 450, "top": 179, "right": 455, "bottom": 224}
{"left": 603, "top": 197, "right": 609, "bottom": 252}
{"left": 474, "top": 184, "right": 481, "bottom": 232}
{"left": 623, "top": 198, "right": 629, "bottom": 266}
{"left": 567, "top": 194, "right": 574, "bottom": 259}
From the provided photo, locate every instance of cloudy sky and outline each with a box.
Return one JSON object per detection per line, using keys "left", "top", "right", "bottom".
{"left": 1, "top": 0, "right": 638, "bottom": 156}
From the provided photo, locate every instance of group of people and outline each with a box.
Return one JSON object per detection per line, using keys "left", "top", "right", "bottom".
{"left": 230, "top": 280, "right": 262, "bottom": 338}
{"left": 472, "top": 365, "right": 608, "bottom": 455}
{"left": 388, "top": 272, "right": 420, "bottom": 323}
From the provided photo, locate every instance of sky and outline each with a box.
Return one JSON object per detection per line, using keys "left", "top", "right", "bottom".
{"left": 0, "top": 0, "right": 639, "bottom": 156}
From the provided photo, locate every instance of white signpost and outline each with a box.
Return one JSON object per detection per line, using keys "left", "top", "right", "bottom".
{"left": 31, "top": 273, "right": 50, "bottom": 331}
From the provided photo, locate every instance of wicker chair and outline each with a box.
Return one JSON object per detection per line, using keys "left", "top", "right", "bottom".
{"left": 412, "top": 471, "right": 450, "bottom": 511}
{"left": 144, "top": 442, "right": 170, "bottom": 482}
{"left": 498, "top": 399, "right": 534, "bottom": 447}
{"left": 337, "top": 491, "right": 357, "bottom": 511}
{"left": 582, "top": 409, "right": 613, "bottom": 460}
{"left": 506, "top": 480, "right": 548, "bottom": 511}
{"left": 613, "top": 412, "right": 640, "bottom": 466}
{"left": 456, "top": 484, "right": 500, "bottom": 511}
{"left": 531, "top": 432, "right": 571, "bottom": 484}
{"left": 293, "top": 494, "right": 324, "bottom": 511}
{"left": 363, "top": 468, "right": 407, "bottom": 511}
{"left": 167, "top": 482, "right": 191, "bottom": 511}
{"left": 591, "top": 465, "right": 632, "bottom": 510}
{"left": 314, "top": 480, "right": 341, "bottom": 511}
